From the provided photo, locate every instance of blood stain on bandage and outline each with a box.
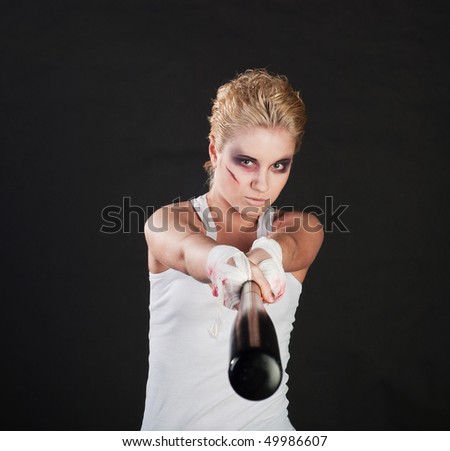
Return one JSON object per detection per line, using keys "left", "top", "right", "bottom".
{"left": 275, "top": 288, "right": 285, "bottom": 301}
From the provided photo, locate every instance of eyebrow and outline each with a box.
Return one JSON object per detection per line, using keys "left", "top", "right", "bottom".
{"left": 236, "top": 154, "right": 293, "bottom": 164}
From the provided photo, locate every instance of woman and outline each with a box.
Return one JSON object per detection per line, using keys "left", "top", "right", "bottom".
{"left": 141, "top": 69, "right": 323, "bottom": 430}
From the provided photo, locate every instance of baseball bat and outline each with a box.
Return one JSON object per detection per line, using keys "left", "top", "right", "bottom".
{"left": 228, "top": 280, "right": 282, "bottom": 401}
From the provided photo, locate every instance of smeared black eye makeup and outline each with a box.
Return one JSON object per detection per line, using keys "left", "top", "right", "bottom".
{"left": 233, "top": 156, "right": 255, "bottom": 167}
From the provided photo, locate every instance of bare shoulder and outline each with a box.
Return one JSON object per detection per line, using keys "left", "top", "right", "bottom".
{"left": 145, "top": 201, "right": 203, "bottom": 238}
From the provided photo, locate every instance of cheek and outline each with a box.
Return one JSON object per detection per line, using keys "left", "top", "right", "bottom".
{"left": 225, "top": 165, "right": 239, "bottom": 185}
{"left": 225, "top": 164, "right": 248, "bottom": 185}
{"left": 269, "top": 174, "right": 290, "bottom": 196}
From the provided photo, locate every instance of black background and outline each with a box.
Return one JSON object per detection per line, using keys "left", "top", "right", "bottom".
{"left": 1, "top": 0, "right": 449, "bottom": 430}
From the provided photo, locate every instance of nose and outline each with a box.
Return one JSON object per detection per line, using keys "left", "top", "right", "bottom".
{"left": 251, "top": 169, "right": 269, "bottom": 193}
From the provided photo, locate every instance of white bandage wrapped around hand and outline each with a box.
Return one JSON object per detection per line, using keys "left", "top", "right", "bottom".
{"left": 206, "top": 245, "right": 252, "bottom": 309}
{"left": 250, "top": 236, "right": 286, "bottom": 301}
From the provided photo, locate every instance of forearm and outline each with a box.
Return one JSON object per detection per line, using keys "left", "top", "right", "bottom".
{"left": 179, "top": 232, "right": 218, "bottom": 283}
{"left": 266, "top": 213, "right": 324, "bottom": 273}
{"left": 267, "top": 233, "right": 301, "bottom": 272}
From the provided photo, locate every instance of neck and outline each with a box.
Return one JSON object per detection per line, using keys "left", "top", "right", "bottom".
{"left": 206, "top": 190, "right": 261, "bottom": 229}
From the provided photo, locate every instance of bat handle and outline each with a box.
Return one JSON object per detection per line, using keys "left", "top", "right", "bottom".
{"left": 228, "top": 280, "right": 282, "bottom": 401}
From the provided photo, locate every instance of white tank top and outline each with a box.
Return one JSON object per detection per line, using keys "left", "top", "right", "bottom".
{"left": 141, "top": 193, "right": 303, "bottom": 431}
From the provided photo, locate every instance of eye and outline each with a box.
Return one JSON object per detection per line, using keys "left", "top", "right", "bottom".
{"left": 273, "top": 162, "right": 286, "bottom": 171}
{"left": 272, "top": 159, "right": 292, "bottom": 172}
{"left": 239, "top": 159, "right": 254, "bottom": 167}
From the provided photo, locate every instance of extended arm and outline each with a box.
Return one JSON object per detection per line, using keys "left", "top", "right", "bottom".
{"left": 247, "top": 211, "right": 324, "bottom": 281}
{"left": 145, "top": 202, "right": 279, "bottom": 303}
{"left": 145, "top": 203, "right": 216, "bottom": 283}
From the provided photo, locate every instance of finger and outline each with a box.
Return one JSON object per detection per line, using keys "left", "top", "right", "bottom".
{"left": 249, "top": 263, "right": 275, "bottom": 303}
{"left": 246, "top": 247, "right": 271, "bottom": 266}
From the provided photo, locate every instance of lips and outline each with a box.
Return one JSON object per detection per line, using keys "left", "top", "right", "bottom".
{"left": 244, "top": 196, "right": 268, "bottom": 206}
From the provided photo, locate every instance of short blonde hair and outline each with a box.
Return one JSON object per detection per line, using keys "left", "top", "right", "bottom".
{"left": 204, "top": 68, "right": 307, "bottom": 187}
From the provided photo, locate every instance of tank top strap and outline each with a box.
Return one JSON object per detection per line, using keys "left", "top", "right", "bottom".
{"left": 190, "top": 193, "right": 217, "bottom": 240}
{"left": 190, "top": 193, "right": 276, "bottom": 241}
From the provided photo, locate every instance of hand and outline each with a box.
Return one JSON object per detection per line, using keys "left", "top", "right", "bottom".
{"left": 246, "top": 249, "right": 278, "bottom": 304}
{"left": 206, "top": 245, "right": 251, "bottom": 309}
{"left": 206, "top": 244, "right": 278, "bottom": 308}
{"left": 247, "top": 237, "right": 286, "bottom": 302}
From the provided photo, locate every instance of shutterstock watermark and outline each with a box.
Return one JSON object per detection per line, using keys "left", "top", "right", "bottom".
{"left": 100, "top": 196, "right": 350, "bottom": 234}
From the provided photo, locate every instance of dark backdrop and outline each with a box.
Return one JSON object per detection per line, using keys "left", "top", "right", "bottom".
{"left": 1, "top": 0, "right": 449, "bottom": 430}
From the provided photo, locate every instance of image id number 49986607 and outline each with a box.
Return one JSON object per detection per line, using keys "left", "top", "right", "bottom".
{"left": 263, "top": 436, "right": 328, "bottom": 446}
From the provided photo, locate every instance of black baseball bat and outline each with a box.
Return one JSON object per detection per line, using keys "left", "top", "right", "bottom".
{"left": 228, "top": 280, "right": 282, "bottom": 401}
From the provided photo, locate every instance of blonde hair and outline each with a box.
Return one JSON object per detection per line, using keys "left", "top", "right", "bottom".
{"left": 204, "top": 68, "right": 307, "bottom": 187}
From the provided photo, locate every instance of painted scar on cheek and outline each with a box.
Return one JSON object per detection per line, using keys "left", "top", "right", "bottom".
{"left": 225, "top": 165, "right": 239, "bottom": 184}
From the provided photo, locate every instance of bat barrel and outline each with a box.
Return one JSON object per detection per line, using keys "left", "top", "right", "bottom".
{"left": 228, "top": 280, "right": 282, "bottom": 401}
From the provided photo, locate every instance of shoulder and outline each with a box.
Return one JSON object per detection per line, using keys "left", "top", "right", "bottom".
{"left": 145, "top": 200, "right": 204, "bottom": 241}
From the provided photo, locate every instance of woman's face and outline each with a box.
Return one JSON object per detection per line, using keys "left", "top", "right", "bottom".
{"left": 209, "top": 126, "right": 296, "bottom": 218}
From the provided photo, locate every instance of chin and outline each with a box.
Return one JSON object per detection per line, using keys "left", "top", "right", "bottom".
{"left": 239, "top": 205, "right": 265, "bottom": 218}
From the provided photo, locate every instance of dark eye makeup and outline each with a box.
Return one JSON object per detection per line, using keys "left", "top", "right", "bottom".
{"left": 233, "top": 155, "right": 292, "bottom": 172}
